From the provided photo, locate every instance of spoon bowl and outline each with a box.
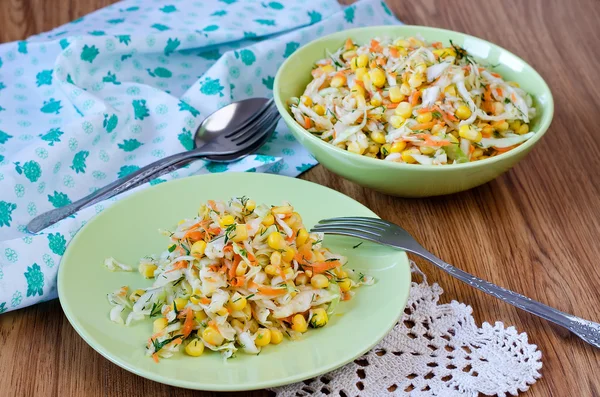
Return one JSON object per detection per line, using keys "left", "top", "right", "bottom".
{"left": 26, "top": 98, "right": 279, "bottom": 233}
{"left": 194, "top": 98, "right": 270, "bottom": 153}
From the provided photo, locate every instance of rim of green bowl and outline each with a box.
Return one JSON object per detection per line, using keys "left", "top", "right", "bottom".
{"left": 274, "top": 25, "right": 555, "bottom": 172}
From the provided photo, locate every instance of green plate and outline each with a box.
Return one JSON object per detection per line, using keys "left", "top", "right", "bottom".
{"left": 58, "top": 173, "right": 411, "bottom": 391}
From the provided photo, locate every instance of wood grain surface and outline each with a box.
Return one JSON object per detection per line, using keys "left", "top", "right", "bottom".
{"left": 1, "top": 0, "right": 600, "bottom": 396}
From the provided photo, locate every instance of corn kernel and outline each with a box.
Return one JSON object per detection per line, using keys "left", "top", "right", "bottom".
{"left": 236, "top": 261, "right": 248, "bottom": 276}
{"left": 369, "top": 97, "right": 382, "bottom": 107}
{"left": 347, "top": 141, "right": 364, "bottom": 154}
{"left": 368, "top": 143, "right": 380, "bottom": 154}
{"left": 300, "top": 95, "right": 312, "bottom": 107}
{"left": 444, "top": 85, "right": 457, "bottom": 96}
{"left": 455, "top": 105, "right": 472, "bottom": 120}
{"left": 361, "top": 72, "right": 371, "bottom": 86}
{"left": 370, "top": 130, "right": 386, "bottom": 144}
{"left": 380, "top": 143, "right": 392, "bottom": 156}
{"left": 416, "top": 112, "right": 433, "bottom": 124}
{"left": 492, "top": 120, "right": 509, "bottom": 132}
{"left": 333, "top": 267, "right": 348, "bottom": 278}
{"left": 320, "top": 64, "right": 335, "bottom": 73}
{"left": 231, "top": 224, "right": 248, "bottom": 243}
{"left": 351, "top": 82, "right": 365, "bottom": 98}
{"left": 309, "top": 308, "right": 328, "bottom": 328}
{"left": 296, "top": 228, "right": 309, "bottom": 246}
{"left": 350, "top": 56, "right": 358, "bottom": 70}
{"left": 401, "top": 148, "right": 420, "bottom": 163}
{"left": 400, "top": 83, "right": 411, "bottom": 96}
{"left": 408, "top": 73, "right": 424, "bottom": 88}
{"left": 509, "top": 120, "right": 521, "bottom": 131}
{"left": 390, "top": 115, "right": 405, "bottom": 129}
{"left": 185, "top": 338, "right": 205, "bottom": 357}
{"left": 291, "top": 314, "right": 308, "bottom": 333}
{"left": 431, "top": 124, "right": 445, "bottom": 136}
{"left": 433, "top": 47, "right": 457, "bottom": 58}
{"left": 282, "top": 247, "right": 295, "bottom": 262}
{"left": 472, "top": 148, "right": 484, "bottom": 158}
{"left": 311, "top": 274, "right": 329, "bottom": 289}
{"left": 174, "top": 298, "right": 188, "bottom": 310}
{"left": 295, "top": 273, "right": 309, "bottom": 285}
{"left": 243, "top": 199, "right": 256, "bottom": 212}
{"left": 338, "top": 278, "right": 352, "bottom": 292}
{"left": 265, "top": 265, "right": 278, "bottom": 276}
{"left": 216, "top": 307, "right": 229, "bottom": 317}
{"left": 129, "top": 289, "right": 145, "bottom": 302}
{"left": 267, "top": 232, "right": 286, "bottom": 250}
{"left": 270, "top": 251, "right": 282, "bottom": 267}
{"left": 283, "top": 267, "right": 295, "bottom": 279}
{"left": 388, "top": 86, "right": 404, "bottom": 103}
{"left": 459, "top": 125, "right": 482, "bottom": 142}
{"left": 394, "top": 39, "right": 410, "bottom": 47}
{"left": 354, "top": 67, "right": 367, "bottom": 81}
{"left": 493, "top": 102, "right": 504, "bottom": 115}
{"left": 481, "top": 124, "right": 493, "bottom": 137}
{"left": 390, "top": 141, "right": 407, "bottom": 153}
{"left": 356, "top": 54, "right": 369, "bottom": 68}
{"left": 270, "top": 329, "right": 284, "bottom": 344}
{"left": 230, "top": 319, "right": 244, "bottom": 330}
{"left": 229, "top": 294, "right": 247, "bottom": 311}
{"left": 219, "top": 215, "right": 235, "bottom": 228}
{"left": 248, "top": 320, "right": 259, "bottom": 333}
{"left": 369, "top": 68, "right": 386, "bottom": 87}
{"left": 202, "top": 327, "right": 224, "bottom": 346}
{"left": 419, "top": 146, "right": 436, "bottom": 155}
{"left": 395, "top": 102, "right": 412, "bottom": 118}
{"left": 262, "top": 213, "right": 275, "bottom": 226}
{"left": 153, "top": 318, "right": 168, "bottom": 333}
{"left": 194, "top": 310, "right": 207, "bottom": 322}
{"left": 313, "top": 104, "right": 325, "bottom": 116}
{"left": 518, "top": 124, "right": 529, "bottom": 135}
{"left": 354, "top": 93, "right": 367, "bottom": 108}
{"left": 272, "top": 206, "right": 293, "bottom": 215}
{"left": 285, "top": 212, "right": 302, "bottom": 231}
{"left": 330, "top": 75, "right": 346, "bottom": 88}
{"left": 191, "top": 240, "right": 207, "bottom": 257}
{"left": 447, "top": 133, "right": 459, "bottom": 143}
{"left": 342, "top": 50, "right": 356, "bottom": 61}
{"left": 139, "top": 263, "right": 157, "bottom": 279}
{"left": 190, "top": 294, "right": 202, "bottom": 304}
{"left": 255, "top": 328, "right": 271, "bottom": 347}
{"left": 415, "top": 62, "right": 427, "bottom": 74}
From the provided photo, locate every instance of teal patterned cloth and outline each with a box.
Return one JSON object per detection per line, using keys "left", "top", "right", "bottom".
{"left": 0, "top": 0, "right": 399, "bottom": 313}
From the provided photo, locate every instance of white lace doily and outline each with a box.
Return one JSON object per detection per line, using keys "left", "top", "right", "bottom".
{"left": 273, "top": 265, "right": 542, "bottom": 396}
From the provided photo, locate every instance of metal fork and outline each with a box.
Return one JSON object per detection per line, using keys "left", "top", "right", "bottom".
{"left": 312, "top": 217, "right": 600, "bottom": 349}
{"left": 26, "top": 105, "right": 280, "bottom": 234}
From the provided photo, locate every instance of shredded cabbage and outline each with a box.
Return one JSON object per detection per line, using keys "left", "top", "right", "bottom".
{"left": 105, "top": 198, "right": 373, "bottom": 361}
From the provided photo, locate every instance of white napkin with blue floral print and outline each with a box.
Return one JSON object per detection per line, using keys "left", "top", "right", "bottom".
{"left": 0, "top": 0, "right": 400, "bottom": 313}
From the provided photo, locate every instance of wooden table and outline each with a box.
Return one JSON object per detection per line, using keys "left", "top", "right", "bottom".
{"left": 1, "top": 0, "right": 599, "bottom": 396}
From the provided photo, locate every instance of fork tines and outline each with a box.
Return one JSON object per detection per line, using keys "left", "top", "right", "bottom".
{"left": 310, "top": 217, "right": 389, "bottom": 240}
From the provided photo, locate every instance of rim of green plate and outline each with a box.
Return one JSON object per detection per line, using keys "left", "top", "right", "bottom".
{"left": 57, "top": 173, "right": 411, "bottom": 391}
{"left": 274, "top": 25, "right": 555, "bottom": 171}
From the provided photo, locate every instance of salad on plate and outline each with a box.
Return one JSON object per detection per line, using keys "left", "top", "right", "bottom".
{"left": 106, "top": 197, "right": 372, "bottom": 361}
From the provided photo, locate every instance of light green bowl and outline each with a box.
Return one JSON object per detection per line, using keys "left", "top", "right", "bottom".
{"left": 274, "top": 25, "right": 554, "bottom": 197}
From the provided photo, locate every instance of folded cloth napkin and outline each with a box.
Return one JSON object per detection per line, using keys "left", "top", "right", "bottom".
{"left": 0, "top": 0, "right": 400, "bottom": 313}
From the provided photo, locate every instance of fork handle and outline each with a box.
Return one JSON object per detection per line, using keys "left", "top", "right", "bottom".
{"left": 26, "top": 148, "right": 220, "bottom": 234}
{"left": 414, "top": 249, "right": 600, "bottom": 347}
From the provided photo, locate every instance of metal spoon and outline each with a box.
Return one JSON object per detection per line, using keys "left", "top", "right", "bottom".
{"left": 26, "top": 98, "right": 280, "bottom": 234}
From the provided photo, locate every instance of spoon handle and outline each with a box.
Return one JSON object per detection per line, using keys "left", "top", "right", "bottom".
{"left": 26, "top": 150, "right": 208, "bottom": 234}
